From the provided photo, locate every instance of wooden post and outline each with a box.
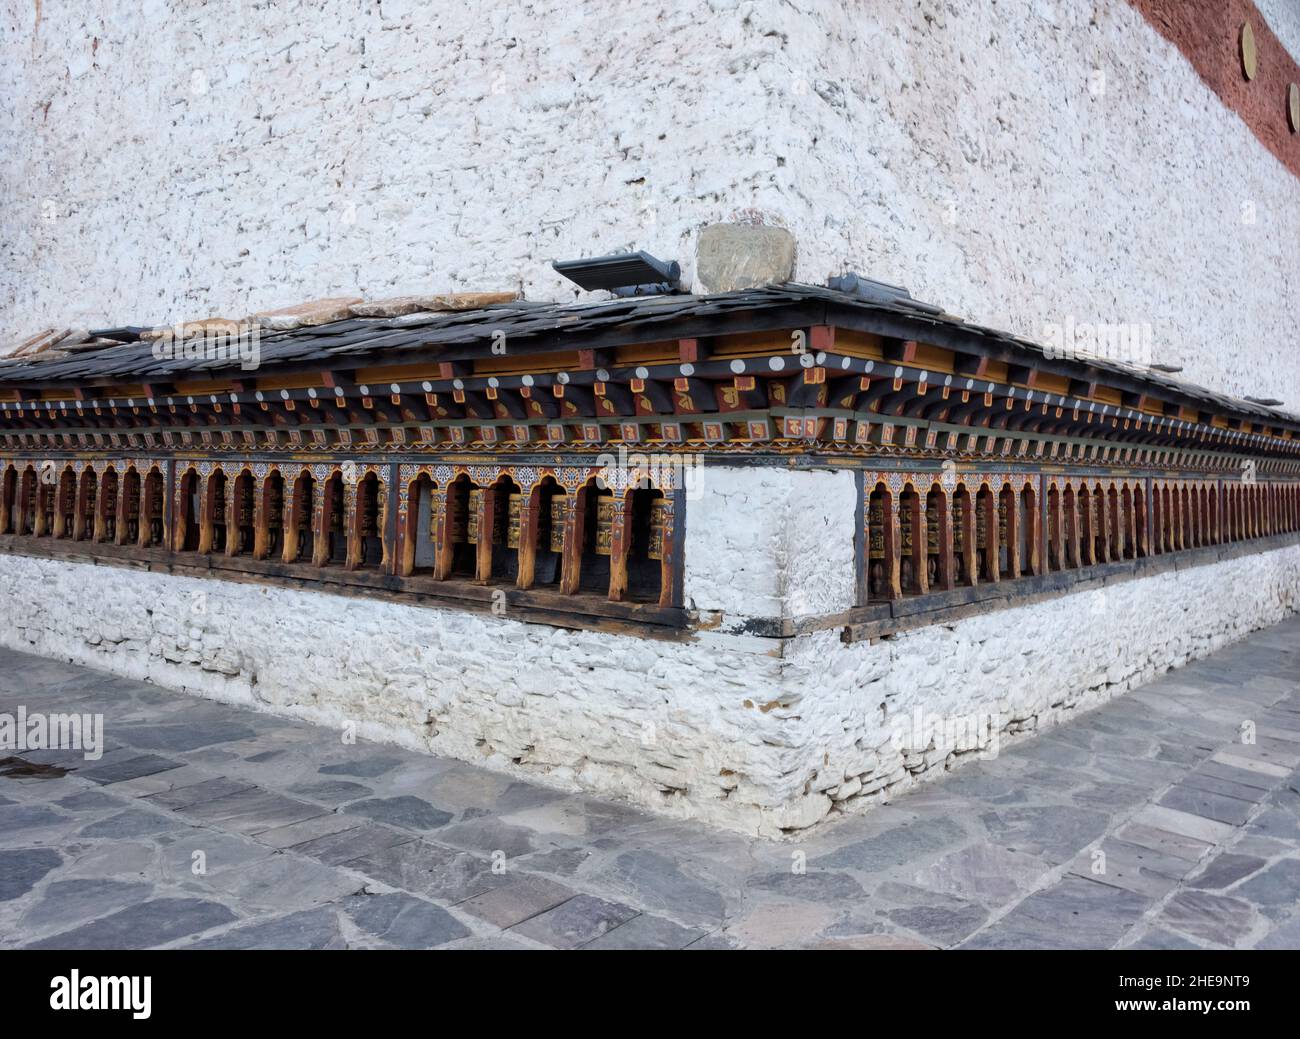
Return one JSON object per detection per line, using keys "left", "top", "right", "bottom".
{"left": 1002, "top": 489, "right": 1020, "bottom": 579}
{"left": 936, "top": 492, "right": 955, "bottom": 590}
{"left": 959, "top": 489, "right": 977, "bottom": 587}
{"left": 345, "top": 477, "right": 363, "bottom": 571}
{"left": 224, "top": 475, "right": 240, "bottom": 557}
{"left": 281, "top": 474, "right": 303, "bottom": 565}
{"left": 474, "top": 484, "right": 496, "bottom": 584}
{"left": 658, "top": 496, "right": 678, "bottom": 608}
{"left": 1065, "top": 491, "right": 1081, "bottom": 568}
{"left": 398, "top": 480, "right": 418, "bottom": 577}
{"left": 171, "top": 473, "right": 188, "bottom": 552}
{"left": 253, "top": 475, "right": 271, "bottom": 560}
{"left": 515, "top": 486, "right": 540, "bottom": 590}
{"left": 94, "top": 473, "right": 110, "bottom": 543}
{"left": 1080, "top": 490, "right": 1097, "bottom": 567}
{"left": 1097, "top": 487, "right": 1111, "bottom": 563}
{"left": 432, "top": 486, "right": 454, "bottom": 580}
{"left": 915, "top": 496, "right": 929, "bottom": 595}
{"left": 0, "top": 466, "right": 12, "bottom": 535}
{"left": 1155, "top": 485, "right": 1164, "bottom": 551}
{"left": 312, "top": 477, "right": 330, "bottom": 567}
{"left": 134, "top": 472, "right": 148, "bottom": 547}
{"left": 33, "top": 478, "right": 48, "bottom": 537}
{"left": 163, "top": 460, "right": 174, "bottom": 552}
{"left": 877, "top": 494, "right": 901, "bottom": 599}
{"left": 114, "top": 473, "right": 131, "bottom": 545}
{"left": 608, "top": 493, "right": 633, "bottom": 602}
{"left": 559, "top": 491, "right": 585, "bottom": 596}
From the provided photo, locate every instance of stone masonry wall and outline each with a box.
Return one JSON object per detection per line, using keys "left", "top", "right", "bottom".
{"left": 1, "top": 463, "right": 1296, "bottom": 836}
{"left": 4, "top": 1, "right": 1300, "bottom": 405}
{"left": 779, "top": 541, "right": 1300, "bottom": 829}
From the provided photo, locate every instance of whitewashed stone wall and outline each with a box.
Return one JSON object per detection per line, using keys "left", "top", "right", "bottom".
{"left": 783, "top": 542, "right": 1300, "bottom": 828}
{"left": 2, "top": 464, "right": 1296, "bottom": 836}
{"left": 4, "top": 1, "right": 1299, "bottom": 406}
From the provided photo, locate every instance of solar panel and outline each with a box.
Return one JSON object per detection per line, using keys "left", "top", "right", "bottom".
{"left": 552, "top": 251, "right": 680, "bottom": 294}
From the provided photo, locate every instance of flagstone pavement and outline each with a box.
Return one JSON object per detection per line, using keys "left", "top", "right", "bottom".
{"left": 2, "top": 616, "right": 1299, "bottom": 950}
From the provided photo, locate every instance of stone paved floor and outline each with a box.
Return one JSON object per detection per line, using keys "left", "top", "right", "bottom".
{"left": 2, "top": 617, "right": 1300, "bottom": 950}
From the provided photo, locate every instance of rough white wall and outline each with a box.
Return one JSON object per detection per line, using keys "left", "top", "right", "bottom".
{"left": 4, "top": 1, "right": 1298, "bottom": 406}
{"left": 780, "top": 542, "right": 1300, "bottom": 827}
{"left": 0, "top": 550, "right": 806, "bottom": 834}
{"left": 1, "top": 0, "right": 785, "bottom": 327}
{"left": 1257, "top": 0, "right": 1300, "bottom": 60}
{"left": 683, "top": 466, "right": 856, "bottom": 625}
{"left": 769, "top": 0, "right": 1300, "bottom": 403}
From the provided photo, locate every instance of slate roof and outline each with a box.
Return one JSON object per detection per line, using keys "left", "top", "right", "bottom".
{"left": 1, "top": 284, "right": 1295, "bottom": 430}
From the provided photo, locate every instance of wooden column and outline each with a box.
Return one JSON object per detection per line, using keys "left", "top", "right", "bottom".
{"left": 224, "top": 476, "right": 240, "bottom": 557}
{"left": 1079, "top": 492, "right": 1096, "bottom": 567}
{"left": 397, "top": 481, "right": 418, "bottom": 577}
{"left": 607, "top": 493, "right": 633, "bottom": 602}
{"left": 253, "top": 476, "right": 271, "bottom": 560}
{"left": 958, "top": 490, "right": 977, "bottom": 587}
{"left": 1066, "top": 492, "right": 1081, "bottom": 568}
{"left": 135, "top": 473, "right": 149, "bottom": 548}
{"left": 195, "top": 475, "right": 212, "bottom": 553}
{"left": 311, "top": 478, "right": 330, "bottom": 567}
{"left": 94, "top": 474, "right": 110, "bottom": 543}
{"left": 559, "top": 492, "right": 586, "bottom": 596}
{"left": 1169, "top": 489, "right": 1181, "bottom": 552}
{"left": 474, "top": 485, "right": 497, "bottom": 584}
{"left": 1002, "top": 490, "right": 1020, "bottom": 579}
{"left": 879, "top": 494, "right": 902, "bottom": 599}
{"left": 936, "top": 492, "right": 955, "bottom": 590}
{"left": 1047, "top": 490, "right": 1061, "bottom": 571}
{"left": 432, "top": 486, "right": 455, "bottom": 580}
{"left": 980, "top": 490, "right": 1000, "bottom": 582}
{"left": 51, "top": 478, "right": 64, "bottom": 539}
{"left": 32, "top": 479, "right": 48, "bottom": 537}
{"left": 1096, "top": 489, "right": 1110, "bottom": 564}
{"left": 0, "top": 468, "right": 12, "bottom": 535}
{"left": 114, "top": 474, "right": 130, "bottom": 545}
{"left": 905, "top": 494, "right": 928, "bottom": 595}
{"left": 345, "top": 478, "right": 363, "bottom": 571}
{"left": 163, "top": 459, "right": 175, "bottom": 552}
{"left": 855, "top": 478, "right": 870, "bottom": 606}
{"left": 657, "top": 496, "right": 678, "bottom": 608}
{"left": 515, "top": 487, "right": 541, "bottom": 591}
{"left": 1113, "top": 490, "right": 1125, "bottom": 560}
{"left": 383, "top": 466, "right": 399, "bottom": 577}
{"left": 78, "top": 476, "right": 95, "bottom": 543}
{"left": 171, "top": 474, "right": 188, "bottom": 552}
{"left": 281, "top": 475, "right": 303, "bottom": 565}
{"left": 1124, "top": 490, "right": 1137, "bottom": 559}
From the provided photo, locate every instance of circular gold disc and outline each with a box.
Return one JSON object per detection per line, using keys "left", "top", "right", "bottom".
{"left": 1241, "top": 22, "right": 1258, "bottom": 81}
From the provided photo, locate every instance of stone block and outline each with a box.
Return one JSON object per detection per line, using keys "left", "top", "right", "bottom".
{"left": 349, "top": 292, "right": 517, "bottom": 317}
{"left": 694, "top": 223, "right": 795, "bottom": 293}
{"left": 251, "top": 298, "right": 363, "bottom": 330}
